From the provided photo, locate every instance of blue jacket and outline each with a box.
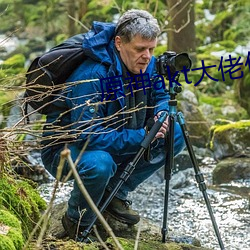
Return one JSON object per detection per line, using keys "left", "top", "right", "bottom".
{"left": 44, "top": 21, "right": 170, "bottom": 156}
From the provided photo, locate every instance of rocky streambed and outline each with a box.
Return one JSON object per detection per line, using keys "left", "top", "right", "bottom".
{"left": 38, "top": 155, "right": 250, "bottom": 250}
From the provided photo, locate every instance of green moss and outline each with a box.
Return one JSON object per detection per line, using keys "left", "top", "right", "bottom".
{"left": 0, "top": 235, "right": 16, "bottom": 250}
{"left": 0, "top": 209, "right": 24, "bottom": 249}
{"left": 106, "top": 237, "right": 207, "bottom": 250}
{"left": 214, "top": 119, "right": 232, "bottom": 125}
{"left": 234, "top": 64, "right": 250, "bottom": 116}
{"left": 213, "top": 120, "right": 250, "bottom": 133}
{"left": 0, "top": 175, "right": 47, "bottom": 239}
{"left": 0, "top": 209, "right": 21, "bottom": 229}
{"left": 7, "top": 228, "right": 24, "bottom": 249}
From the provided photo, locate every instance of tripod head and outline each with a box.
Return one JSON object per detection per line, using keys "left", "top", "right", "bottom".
{"left": 156, "top": 51, "right": 192, "bottom": 96}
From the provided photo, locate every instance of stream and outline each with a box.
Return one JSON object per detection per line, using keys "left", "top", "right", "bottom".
{"left": 38, "top": 155, "right": 250, "bottom": 250}
{"left": 1, "top": 33, "right": 249, "bottom": 250}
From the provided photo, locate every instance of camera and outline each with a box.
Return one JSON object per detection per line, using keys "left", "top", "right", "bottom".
{"left": 156, "top": 51, "right": 192, "bottom": 79}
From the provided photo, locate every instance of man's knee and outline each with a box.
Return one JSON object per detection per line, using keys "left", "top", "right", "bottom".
{"left": 77, "top": 150, "right": 117, "bottom": 181}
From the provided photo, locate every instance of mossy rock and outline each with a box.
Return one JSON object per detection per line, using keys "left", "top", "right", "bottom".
{"left": 0, "top": 174, "right": 47, "bottom": 239}
{"left": 198, "top": 92, "right": 248, "bottom": 122}
{"left": 0, "top": 209, "right": 24, "bottom": 250}
{"left": 209, "top": 120, "right": 250, "bottom": 160}
{"left": 106, "top": 237, "right": 211, "bottom": 250}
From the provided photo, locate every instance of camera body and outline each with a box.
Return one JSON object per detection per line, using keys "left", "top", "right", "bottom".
{"left": 156, "top": 51, "right": 192, "bottom": 79}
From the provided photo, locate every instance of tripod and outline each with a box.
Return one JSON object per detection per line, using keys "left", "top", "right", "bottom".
{"left": 82, "top": 77, "right": 225, "bottom": 250}
{"left": 161, "top": 80, "right": 225, "bottom": 249}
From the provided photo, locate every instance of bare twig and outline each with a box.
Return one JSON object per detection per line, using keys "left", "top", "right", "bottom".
{"left": 93, "top": 225, "right": 110, "bottom": 250}
{"left": 68, "top": 14, "right": 90, "bottom": 31}
{"left": 61, "top": 148, "right": 124, "bottom": 250}
{"left": 134, "top": 220, "right": 142, "bottom": 250}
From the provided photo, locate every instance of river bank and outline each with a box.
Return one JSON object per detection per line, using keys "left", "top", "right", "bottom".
{"left": 38, "top": 155, "right": 250, "bottom": 250}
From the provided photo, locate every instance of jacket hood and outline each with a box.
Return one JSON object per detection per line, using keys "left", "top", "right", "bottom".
{"left": 81, "top": 21, "right": 157, "bottom": 76}
{"left": 82, "top": 21, "right": 116, "bottom": 65}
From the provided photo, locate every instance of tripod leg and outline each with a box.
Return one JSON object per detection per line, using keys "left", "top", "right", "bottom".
{"left": 162, "top": 114, "right": 175, "bottom": 243}
{"left": 177, "top": 112, "right": 225, "bottom": 250}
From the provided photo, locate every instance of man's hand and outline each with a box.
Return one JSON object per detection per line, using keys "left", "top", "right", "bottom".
{"left": 154, "top": 111, "right": 169, "bottom": 139}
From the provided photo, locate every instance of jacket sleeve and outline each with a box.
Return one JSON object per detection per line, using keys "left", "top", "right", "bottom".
{"left": 65, "top": 60, "right": 146, "bottom": 156}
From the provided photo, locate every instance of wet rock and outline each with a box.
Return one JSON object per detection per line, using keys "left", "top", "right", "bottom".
{"left": 12, "top": 150, "right": 51, "bottom": 183}
{"left": 180, "top": 89, "right": 198, "bottom": 105}
{"left": 179, "top": 100, "right": 211, "bottom": 148}
{"left": 170, "top": 168, "right": 193, "bottom": 189}
{"left": 213, "top": 157, "right": 250, "bottom": 184}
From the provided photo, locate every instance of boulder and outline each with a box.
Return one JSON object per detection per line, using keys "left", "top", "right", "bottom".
{"left": 179, "top": 99, "right": 211, "bottom": 148}
{"left": 209, "top": 120, "right": 250, "bottom": 160}
{"left": 213, "top": 157, "right": 250, "bottom": 184}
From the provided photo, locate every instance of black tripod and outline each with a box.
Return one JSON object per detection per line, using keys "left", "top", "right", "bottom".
{"left": 157, "top": 52, "right": 224, "bottom": 249}
{"left": 161, "top": 80, "right": 225, "bottom": 249}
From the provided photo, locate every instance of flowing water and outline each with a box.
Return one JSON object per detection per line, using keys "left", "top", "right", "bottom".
{"left": 38, "top": 156, "right": 250, "bottom": 250}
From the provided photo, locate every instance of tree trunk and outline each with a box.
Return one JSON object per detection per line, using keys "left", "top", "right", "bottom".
{"left": 167, "top": 0, "right": 196, "bottom": 60}
{"left": 67, "top": 0, "right": 76, "bottom": 36}
{"left": 78, "top": 0, "right": 88, "bottom": 20}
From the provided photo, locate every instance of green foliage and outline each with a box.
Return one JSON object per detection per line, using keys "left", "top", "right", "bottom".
{"left": 196, "top": 0, "right": 250, "bottom": 49}
{"left": 1, "top": 54, "right": 25, "bottom": 69}
{"left": 209, "top": 119, "right": 250, "bottom": 150}
{"left": 154, "top": 44, "right": 167, "bottom": 57}
{"left": 199, "top": 95, "right": 224, "bottom": 108}
{"left": 0, "top": 91, "right": 15, "bottom": 108}
{"left": 0, "top": 54, "right": 26, "bottom": 87}
{"left": 213, "top": 120, "right": 250, "bottom": 133}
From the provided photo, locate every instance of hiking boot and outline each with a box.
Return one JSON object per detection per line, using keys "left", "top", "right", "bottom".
{"left": 61, "top": 213, "right": 97, "bottom": 243}
{"left": 105, "top": 196, "right": 140, "bottom": 225}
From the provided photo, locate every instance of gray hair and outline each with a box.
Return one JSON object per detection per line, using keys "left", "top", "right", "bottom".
{"left": 115, "top": 9, "right": 160, "bottom": 43}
